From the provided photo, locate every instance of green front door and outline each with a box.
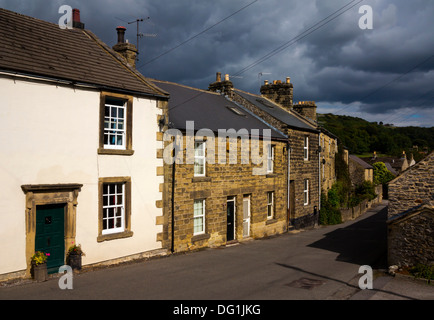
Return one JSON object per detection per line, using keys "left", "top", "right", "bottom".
{"left": 35, "top": 204, "right": 65, "bottom": 274}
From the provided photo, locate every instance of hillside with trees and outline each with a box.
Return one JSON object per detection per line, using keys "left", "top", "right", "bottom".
{"left": 317, "top": 114, "right": 434, "bottom": 161}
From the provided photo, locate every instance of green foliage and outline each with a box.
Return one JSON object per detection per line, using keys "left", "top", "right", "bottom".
{"left": 372, "top": 162, "right": 395, "bottom": 185}
{"left": 319, "top": 191, "right": 342, "bottom": 225}
{"left": 409, "top": 264, "right": 434, "bottom": 283}
{"left": 354, "top": 181, "right": 377, "bottom": 201}
{"left": 317, "top": 113, "right": 433, "bottom": 157}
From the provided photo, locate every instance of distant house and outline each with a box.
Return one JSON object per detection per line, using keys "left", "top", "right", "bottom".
{"left": 364, "top": 151, "right": 410, "bottom": 176}
{"left": 0, "top": 8, "right": 169, "bottom": 280}
{"left": 348, "top": 155, "right": 374, "bottom": 186}
{"left": 387, "top": 151, "right": 434, "bottom": 267}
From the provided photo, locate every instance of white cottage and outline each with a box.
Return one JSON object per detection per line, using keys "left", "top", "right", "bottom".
{"left": 0, "top": 8, "right": 169, "bottom": 280}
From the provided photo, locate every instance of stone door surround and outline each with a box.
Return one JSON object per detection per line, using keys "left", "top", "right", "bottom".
{"left": 21, "top": 183, "right": 82, "bottom": 276}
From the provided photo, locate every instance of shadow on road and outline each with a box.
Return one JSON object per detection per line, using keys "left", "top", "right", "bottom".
{"left": 308, "top": 205, "right": 389, "bottom": 269}
{"left": 275, "top": 262, "right": 418, "bottom": 300}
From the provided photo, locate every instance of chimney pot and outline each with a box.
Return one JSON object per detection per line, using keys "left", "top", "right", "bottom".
{"left": 264, "top": 80, "right": 269, "bottom": 85}
{"left": 72, "top": 8, "right": 85, "bottom": 29}
{"left": 286, "top": 77, "right": 290, "bottom": 84}
{"left": 216, "top": 72, "right": 221, "bottom": 82}
{"left": 116, "top": 26, "right": 126, "bottom": 44}
{"left": 224, "top": 74, "right": 230, "bottom": 81}
{"left": 72, "top": 9, "right": 81, "bottom": 22}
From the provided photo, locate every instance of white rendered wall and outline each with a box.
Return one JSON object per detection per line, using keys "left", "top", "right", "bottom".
{"left": 0, "top": 77, "right": 163, "bottom": 275}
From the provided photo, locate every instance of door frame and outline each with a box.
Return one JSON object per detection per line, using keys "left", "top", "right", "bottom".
{"left": 21, "top": 184, "right": 82, "bottom": 277}
{"left": 226, "top": 196, "right": 236, "bottom": 242}
{"left": 243, "top": 195, "right": 251, "bottom": 238}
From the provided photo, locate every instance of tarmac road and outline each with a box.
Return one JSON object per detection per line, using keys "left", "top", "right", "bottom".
{"left": 1, "top": 200, "right": 432, "bottom": 304}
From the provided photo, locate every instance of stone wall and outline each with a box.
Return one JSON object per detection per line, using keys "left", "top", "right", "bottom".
{"left": 230, "top": 91, "right": 320, "bottom": 228}
{"left": 388, "top": 152, "right": 434, "bottom": 219}
{"left": 387, "top": 206, "right": 434, "bottom": 267}
{"left": 340, "top": 184, "right": 383, "bottom": 222}
{"left": 164, "top": 135, "right": 288, "bottom": 253}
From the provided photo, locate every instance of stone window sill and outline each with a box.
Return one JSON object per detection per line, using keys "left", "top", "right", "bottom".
{"left": 266, "top": 218, "right": 277, "bottom": 225}
{"left": 192, "top": 177, "right": 212, "bottom": 183}
{"left": 97, "top": 230, "right": 134, "bottom": 242}
{"left": 266, "top": 173, "right": 277, "bottom": 178}
{"left": 98, "top": 148, "right": 135, "bottom": 156}
{"left": 191, "top": 233, "right": 210, "bottom": 242}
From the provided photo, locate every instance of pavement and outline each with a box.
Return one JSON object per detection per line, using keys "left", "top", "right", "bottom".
{"left": 0, "top": 200, "right": 432, "bottom": 303}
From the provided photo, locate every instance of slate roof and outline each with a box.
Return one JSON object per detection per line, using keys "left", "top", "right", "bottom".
{"left": 0, "top": 8, "right": 167, "bottom": 98}
{"left": 150, "top": 79, "right": 287, "bottom": 140}
{"left": 234, "top": 89, "right": 319, "bottom": 133}
{"left": 349, "top": 155, "right": 374, "bottom": 169}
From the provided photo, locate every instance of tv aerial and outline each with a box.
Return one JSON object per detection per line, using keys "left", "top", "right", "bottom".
{"left": 127, "top": 17, "right": 157, "bottom": 62}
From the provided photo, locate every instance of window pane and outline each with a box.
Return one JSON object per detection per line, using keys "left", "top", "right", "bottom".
{"left": 194, "top": 217, "right": 203, "bottom": 233}
{"left": 194, "top": 159, "right": 204, "bottom": 175}
{"left": 111, "top": 107, "right": 117, "bottom": 117}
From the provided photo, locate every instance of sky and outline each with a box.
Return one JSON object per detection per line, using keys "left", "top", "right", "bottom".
{"left": 1, "top": 0, "right": 433, "bottom": 127}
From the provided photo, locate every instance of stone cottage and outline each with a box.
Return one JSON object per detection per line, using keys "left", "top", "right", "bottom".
{"left": 209, "top": 74, "right": 337, "bottom": 229}
{"left": 0, "top": 8, "right": 169, "bottom": 280}
{"left": 151, "top": 79, "right": 289, "bottom": 252}
{"left": 387, "top": 151, "right": 434, "bottom": 267}
{"left": 348, "top": 155, "right": 374, "bottom": 186}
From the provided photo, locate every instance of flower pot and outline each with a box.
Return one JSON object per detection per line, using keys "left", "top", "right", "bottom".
{"left": 32, "top": 263, "right": 48, "bottom": 282}
{"left": 67, "top": 253, "right": 82, "bottom": 270}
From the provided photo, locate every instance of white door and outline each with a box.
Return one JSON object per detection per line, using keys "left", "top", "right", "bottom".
{"left": 243, "top": 195, "right": 250, "bottom": 237}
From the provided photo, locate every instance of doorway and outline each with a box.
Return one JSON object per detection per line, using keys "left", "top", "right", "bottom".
{"left": 289, "top": 180, "right": 295, "bottom": 226}
{"left": 227, "top": 197, "right": 236, "bottom": 241}
{"left": 35, "top": 204, "right": 65, "bottom": 274}
{"left": 243, "top": 195, "right": 250, "bottom": 238}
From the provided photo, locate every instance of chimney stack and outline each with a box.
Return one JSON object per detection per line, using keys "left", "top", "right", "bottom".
{"left": 72, "top": 8, "right": 85, "bottom": 29}
{"left": 260, "top": 77, "right": 293, "bottom": 110}
{"left": 208, "top": 71, "right": 234, "bottom": 96}
{"left": 112, "top": 26, "right": 138, "bottom": 68}
{"left": 293, "top": 101, "right": 317, "bottom": 122}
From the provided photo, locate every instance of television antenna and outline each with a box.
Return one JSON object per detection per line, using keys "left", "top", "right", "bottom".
{"left": 127, "top": 17, "right": 157, "bottom": 62}
{"left": 258, "top": 72, "right": 271, "bottom": 86}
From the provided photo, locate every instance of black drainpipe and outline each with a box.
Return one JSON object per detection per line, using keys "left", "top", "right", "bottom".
{"left": 171, "top": 150, "right": 176, "bottom": 253}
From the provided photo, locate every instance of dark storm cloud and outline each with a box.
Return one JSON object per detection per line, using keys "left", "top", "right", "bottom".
{"left": 1, "top": 0, "right": 433, "bottom": 126}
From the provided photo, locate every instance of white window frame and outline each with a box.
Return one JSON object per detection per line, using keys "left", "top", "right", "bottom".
{"left": 102, "top": 182, "right": 125, "bottom": 235}
{"left": 304, "top": 136, "right": 309, "bottom": 160}
{"left": 303, "top": 179, "right": 309, "bottom": 205}
{"left": 193, "top": 199, "right": 205, "bottom": 235}
{"left": 267, "top": 191, "right": 274, "bottom": 219}
{"left": 104, "top": 99, "right": 127, "bottom": 150}
{"left": 267, "top": 144, "right": 275, "bottom": 173}
{"left": 194, "top": 141, "right": 206, "bottom": 177}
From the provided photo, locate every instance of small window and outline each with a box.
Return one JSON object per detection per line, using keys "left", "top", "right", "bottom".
{"left": 104, "top": 97, "right": 126, "bottom": 149}
{"left": 193, "top": 199, "right": 205, "bottom": 235}
{"left": 303, "top": 179, "right": 309, "bottom": 205}
{"left": 267, "top": 191, "right": 274, "bottom": 219}
{"left": 99, "top": 93, "right": 134, "bottom": 155}
{"left": 98, "top": 177, "right": 132, "bottom": 242}
{"left": 102, "top": 182, "right": 125, "bottom": 234}
{"left": 194, "top": 141, "right": 206, "bottom": 177}
{"left": 267, "top": 145, "right": 275, "bottom": 173}
{"left": 304, "top": 136, "right": 309, "bottom": 160}
{"left": 226, "top": 106, "right": 246, "bottom": 116}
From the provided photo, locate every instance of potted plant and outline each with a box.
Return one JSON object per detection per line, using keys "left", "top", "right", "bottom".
{"left": 31, "top": 251, "right": 48, "bottom": 282}
{"left": 66, "top": 243, "right": 85, "bottom": 271}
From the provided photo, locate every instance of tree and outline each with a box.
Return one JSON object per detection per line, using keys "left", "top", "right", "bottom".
{"left": 373, "top": 162, "right": 395, "bottom": 185}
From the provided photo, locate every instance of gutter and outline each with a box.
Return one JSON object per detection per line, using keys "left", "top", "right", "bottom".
{"left": 0, "top": 69, "right": 169, "bottom": 100}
